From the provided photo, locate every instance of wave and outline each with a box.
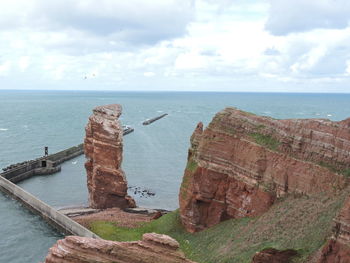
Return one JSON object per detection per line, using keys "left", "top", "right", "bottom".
{"left": 0, "top": 128, "right": 8, "bottom": 131}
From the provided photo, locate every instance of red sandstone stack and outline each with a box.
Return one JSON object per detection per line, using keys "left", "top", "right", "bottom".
{"left": 179, "top": 107, "right": 350, "bottom": 233}
{"left": 84, "top": 104, "right": 135, "bottom": 209}
{"left": 44, "top": 233, "right": 196, "bottom": 263}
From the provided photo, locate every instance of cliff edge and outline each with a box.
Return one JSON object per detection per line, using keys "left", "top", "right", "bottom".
{"left": 179, "top": 107, "right": 350, "bottom": 232}
{"left": 317, "top": 195, "right": 350, "bottom": 263}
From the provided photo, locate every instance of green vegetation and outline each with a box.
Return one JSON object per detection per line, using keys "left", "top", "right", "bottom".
{"left": 318, "top": 161, "right": 350, "bottom": 178}
{"left": 318, "top": 161, "right": 338, "bottom": 173}
{"left": 343, "top": 169, "right": 350, "bottom": 178}
{"left": 89, "top": 192, "right": 348, "bottom": 263}
{"left": 186, "top": 160, "right": 198, "bottom": 172}
{"left": 180, "top": 160, "right": 197, "bottom": 199}
{"left": 249, "top": 132, "right": 280, "bottom": 151}
{"left": 219, "top": 125, "right": 237, "bottom": 135}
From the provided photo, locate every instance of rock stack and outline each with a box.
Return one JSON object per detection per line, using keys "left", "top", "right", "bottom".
{"left": 84, "top": 104, "right": 135, "bottom": 209}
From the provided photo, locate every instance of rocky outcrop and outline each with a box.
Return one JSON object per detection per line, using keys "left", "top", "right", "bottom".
{"left": 251, "top": 248, "right": 297, "bottom": 263}
{"left": 84, "top": 104, "right": 135, "bottom": 209}
{"left": 179, "top": 107, "right": 350, "bottom": 232}
{"left": 44, "top": 233, "right": 196, "bottom": 263}
{"left": 317, "top": 196, "right": 350, "bottom": 263}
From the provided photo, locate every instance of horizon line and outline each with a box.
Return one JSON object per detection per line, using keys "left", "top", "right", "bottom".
{"left": 1, "top": 89, "right": 350, "bottom": 94}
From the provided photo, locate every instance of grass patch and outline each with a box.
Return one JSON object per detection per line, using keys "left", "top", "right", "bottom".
{"left": 186, "top": 160, "right": 198, "bottom": 172}
{"left": 343, "top": 169, "right": 350, "bottom": 178}
{"left": 249, "top": 132, "right": 280, "bottom": 151}
{"left": 318, "top": 161, "right": 338, "bottom": 173}
{"left": 179, "top": 160, "right": 198, "bottom": 199}
{"left": 90, "top": 211, "right": 201, "bottom": 260}
{"left": 318, "top": 161, "right": 350, "bottom": 178}
{"left": 89, "top": 191, "right": 348, "bottom": 263}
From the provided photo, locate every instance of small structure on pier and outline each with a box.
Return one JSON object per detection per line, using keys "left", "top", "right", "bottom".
{"left": 122, "top": 125, "right": 134, "bottom": 135}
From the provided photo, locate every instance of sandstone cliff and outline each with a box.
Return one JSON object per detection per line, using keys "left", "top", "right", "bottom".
{"left": 44, "top": 233, "right": 195, "bottom": 263}
{"left": 179, "top": 107, "right": 350, "bottom": 232}
{"left": 84, "top": 104, "right": 135, "bottom": 209}
{"left": 251, "top": 248, "right": 297, "bottom": 263}
{"left": 317, "top": 195, "right": 350, "bottom": 263}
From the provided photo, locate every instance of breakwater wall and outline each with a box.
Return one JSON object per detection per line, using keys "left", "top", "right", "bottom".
{"left": 142, "top": 113, "right": 168, "bottom": 125}
{"left": 1, "top": 144, "right": 83, "bottom": 183}
{"left": 0, "top": 175, "right": 99, "bottom": 238}
{"left": 47, "top": 144, "right": 84, "bottom": 166}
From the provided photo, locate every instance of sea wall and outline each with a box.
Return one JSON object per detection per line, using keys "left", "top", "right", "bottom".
{"left": 1, "top": 159, "right": 41, "bottom": 183}
{"left": 47, "top": 144, "right": 84, "bottom": 166}
{"left": 0, "top": 144, "right": 83, "bottom": 183}
{"left": 0, "top": 174, "right": 98, "bottom": 238}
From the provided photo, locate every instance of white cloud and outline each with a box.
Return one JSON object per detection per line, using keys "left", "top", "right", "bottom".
{"left": 0, "top": 61, "right": 12, "bottom": 76}
{"left": 0, "top": 0, "right": 349, "bottom": 92}
{"left": 266, "top": 0, "right": 350, "bottom": 35}
{"left": 0, "top": 0, "right": 195, "bottom": 46}
{"left": 143, "top": 72, "right": 155, "bottom": 77}
{"left": 18, "top": 56, "right": 30, "bottom": 72}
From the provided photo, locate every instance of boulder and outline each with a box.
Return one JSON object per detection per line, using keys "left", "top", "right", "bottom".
{"left": 44, "top": 233, "right": 196, "bottom": 263}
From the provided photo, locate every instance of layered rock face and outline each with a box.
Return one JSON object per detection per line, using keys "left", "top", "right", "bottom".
{"left": 251, "top": 248, "right": 297, "bottom": 263}
{"left": 317, "top": 196, "right": 350, "bottom": 263}
{"left": 44, "top": 233, "right": 196, "bottom": 263}
{"left": 180, "top": 107, "right": 350, "bottom": 232}
{"left": 84, "top": 104, "right": 135, "bottom": 209}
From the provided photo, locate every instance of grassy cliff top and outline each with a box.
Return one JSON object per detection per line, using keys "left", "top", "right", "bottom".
{"left": 89, "top": 190, "right": 348, "bottom": 263}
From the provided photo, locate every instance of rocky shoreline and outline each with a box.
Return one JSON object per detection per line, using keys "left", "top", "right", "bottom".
{"left": 42, "top": 105, "right": 350, "bottom": 263}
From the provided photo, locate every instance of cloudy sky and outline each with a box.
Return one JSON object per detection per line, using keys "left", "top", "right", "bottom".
{"left": 0, "top": 0, "right": 350, "bottom": 92}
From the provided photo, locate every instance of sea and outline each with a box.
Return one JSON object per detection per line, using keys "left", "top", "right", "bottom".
{"left": 0, "top": 90, "right": 349, "bottom": 263}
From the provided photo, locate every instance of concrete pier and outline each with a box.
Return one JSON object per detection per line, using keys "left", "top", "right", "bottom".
{"left": 0, "top": 175, "right": 99, "bottom": 238}
{"left": 0, "top": 124, "right": 135, "bottom": 238}
{"left": 142, "top": 113, "right": 168, "bottom": 125}
{"left": 1, "top": 144, "right": 83, "bottom": 183}
{"left": 0, "top": 144, "right": 99, "bottom": 238}
{"left": 1, "top": 126, "right": 134, "bottom": 184}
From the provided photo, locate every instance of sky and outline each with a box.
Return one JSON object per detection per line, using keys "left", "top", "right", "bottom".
{"left": 0, "top": 0, "right": 350, "bottom": 92}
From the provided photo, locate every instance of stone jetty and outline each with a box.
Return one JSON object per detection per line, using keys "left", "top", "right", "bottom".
{"left": 142, "top": 113, "right": 168, "bottom": 125}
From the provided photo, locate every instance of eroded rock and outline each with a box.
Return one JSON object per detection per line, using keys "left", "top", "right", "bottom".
{"left": 179, "top": 107, "right": 350, "bottom": 232}
{"left": 251, "top": 248, "right": 297, "bottom": 263}
{"left": 317, "top": 195, "right": 350, "bottom": 263}
{"left": 44, "top": 233, "right": 196, "bottom": 263}
{"left": 84, "top": 104, "right": 135, "bottom": 209}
